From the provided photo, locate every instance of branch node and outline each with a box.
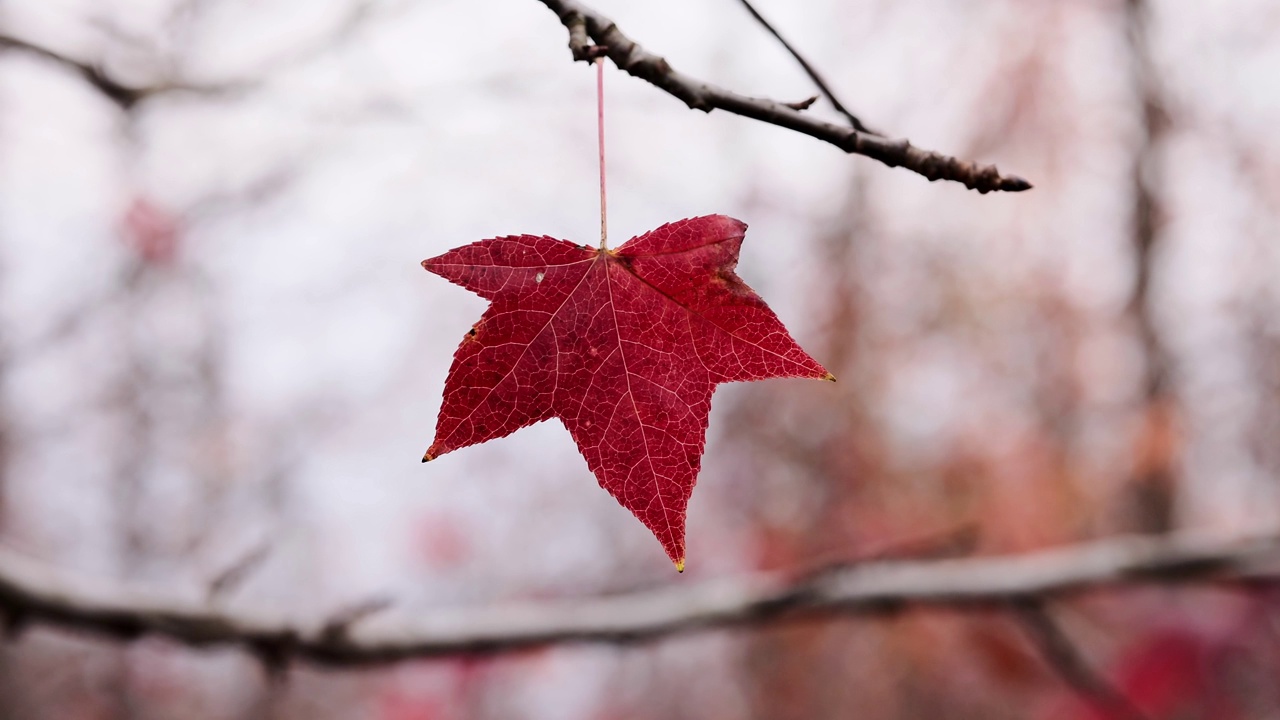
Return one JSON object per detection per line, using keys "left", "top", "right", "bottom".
{"left": 564, "top": 13, "right": 593, "bottom": 61}
{"left": 251, "top": 637, "right": 294, "bottom": 679}
{"left": 320, "top": 596, "right": 395, "bottom": 644}
{"left": 0, "top": 606, "right": 29, "bottom": 640}
{"left": 784, "top": 95, "right": 821, "bottom": 111}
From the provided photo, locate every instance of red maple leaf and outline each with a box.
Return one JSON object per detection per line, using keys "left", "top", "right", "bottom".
{"left": 422, "top": 215, "right": 831, "bottom": 568}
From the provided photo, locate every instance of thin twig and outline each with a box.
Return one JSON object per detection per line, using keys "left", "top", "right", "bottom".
{"left": 207, "top": 541, "right": 273, "bottom": 601}
{"left": 783, "top": 95, "right": 819, "bottom": 111}
{"left": 733, "top": 0, "right": 876, "bottom": 134}
{"left": 537, "top": 0, "right": 1031, "bottom": 193}
{"left": 1014, "top": 600, "right": 1151, "bottom": 720}
{"left": 789, "top": 522, "right": 980, "bottom": 585}
{"left": 0, "top": 532, "right": 1273, "bottom": 666}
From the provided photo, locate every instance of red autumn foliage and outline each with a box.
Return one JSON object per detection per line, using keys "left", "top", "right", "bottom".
{"left": 121, "top": 197, "right": 181, "bottom": 265}
{"left": 421, "top": 215, "right": 830, "bottom": 567}
{"left": 1041, "top": 603, "right": 1280, "bottom": 720}
{"left": 413, "top": 511, "right": 471, "bottom": 570}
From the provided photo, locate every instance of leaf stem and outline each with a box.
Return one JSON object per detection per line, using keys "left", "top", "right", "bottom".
{"left": 596, "top": 56, "right": 608, "bottom": 250}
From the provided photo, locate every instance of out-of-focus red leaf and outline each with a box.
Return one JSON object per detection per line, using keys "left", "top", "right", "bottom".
{"left": 422, "top": 215, "right": 830, "bottom": 568}
{"left": 377, "top": 690, "right": 455, "bottom": 720}
{"left": 1116, "top": 630, "right": 1208, "bottom": 717}
{"left": 1043, "top": 626, "right": 1247, "bottom": 720}
{"left": 377, "top": 658, "right": 500, "bottom": 720}
{"left": 413, "top": 512, "right": 470, "bottom": 569}
{"left": 121, "top": 197, "right": 180, "bottom": 265}
{"left": 969, "top": 620, "right": 1044, "bottom": 689}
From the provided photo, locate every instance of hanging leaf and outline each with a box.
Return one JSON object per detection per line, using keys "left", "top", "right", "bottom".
{"left": 423, "top": 215, "right": 831, "bottom": 569}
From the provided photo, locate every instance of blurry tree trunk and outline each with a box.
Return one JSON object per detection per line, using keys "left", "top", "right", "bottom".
{"left": 1121, "top": 0, "right": 1178, "bottom": 535}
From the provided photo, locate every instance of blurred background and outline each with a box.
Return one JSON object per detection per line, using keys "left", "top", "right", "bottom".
{"left": 1, "top": 0, "right": 1279, "bottom": 717}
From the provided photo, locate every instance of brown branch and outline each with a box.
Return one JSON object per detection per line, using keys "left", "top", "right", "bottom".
{"left": 1125, "top": 0, "right": 1173, "bottom": 402}
{"left": 207, "top": 541, "right": 273, "bottom": 601}
{"left": 1120, "top": 0, "right": 1179, "bottom": 535}
{"left": 0, "top": 0, "right": 384, "bottom": 110}
{"left": 733, "top": 0, "right": 875, "bottom": 134}
{"left": 537, "top": 0, "right": 1032, "bottom": 194}
{"left": 1014, "top": 600, "right": 1151, "bottom": 720}
{"left": 0, "top": 33, "right": 239, "bottom": 109}
{"left": 0, "top": 33, "right": 147, "bottom": 107}
{"left": 0, "top": 532, "right": 1274, "bottom": 666}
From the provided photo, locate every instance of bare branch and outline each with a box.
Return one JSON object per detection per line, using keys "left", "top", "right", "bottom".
{"left": 0, "top": 33, "right": 240, "bottom": 109}
{"left": 733, "top": 0, "right": 875, "bottom": 134}
{"left": 0, "top": 0, "right": 387, "bottom": 110}
{"left": 537, "top": 0, "right": 1032, "bottom": 193}
{"left": 0, "top": 532, "right": 1274, "bottom": 666}
{"left": 1125, "top": 0, "right": 1174, "bottom": 402}
{"left": 1119, "top": 0, "right": 1180, "bottom": 535}
{"left": 207, "top": 541, "right": 273, "bottom": 601}
{"left": 1014, "top": 600, "right": 1150, "bottom": 720}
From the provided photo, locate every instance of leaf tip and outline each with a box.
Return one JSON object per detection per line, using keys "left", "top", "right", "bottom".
{"left": 421, "top": 256, "right": 448, "bottom": 276}
{"left": 421, "top": 450, "right": 436, "bottom": 463}
{"left": 674, "top": 558, "right": 685, "bottom": 573}
{"left": 824, "top": 372, "right": 837, "bottom": 383}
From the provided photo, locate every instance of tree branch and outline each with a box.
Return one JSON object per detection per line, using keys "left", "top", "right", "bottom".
{"left": 0, "top": 532, "right": 1274, "bottom": 666}
{"left": 732, "top": 0, "right": 875, "bottom": 134}
{"left": 0, "top": 0, "right": 383, "bottom": 111}
{"left": 1014, "top": 600, "right": 1151, "bottom": 720}
{"left": 0, "top": 33, "right": 238, "bottom": 109}
{"left": 537, "top": 0, "right": 1032, "bottom": 194}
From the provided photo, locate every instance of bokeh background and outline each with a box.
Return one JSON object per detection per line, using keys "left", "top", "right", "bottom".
{"left": 1, "top": 0, "right": 1279, "bottom": 717}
